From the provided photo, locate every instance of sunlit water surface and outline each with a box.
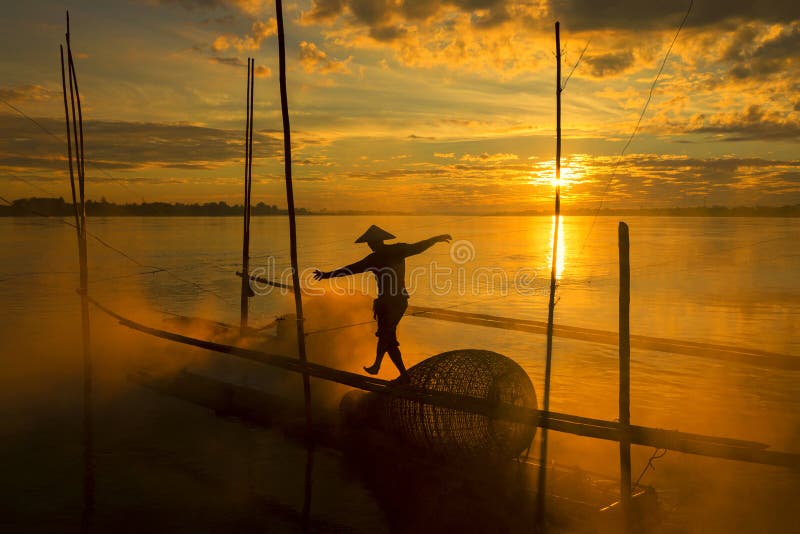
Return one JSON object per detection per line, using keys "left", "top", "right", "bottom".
{"left": 1, "top": 215, "right": 798, "bottom": 532}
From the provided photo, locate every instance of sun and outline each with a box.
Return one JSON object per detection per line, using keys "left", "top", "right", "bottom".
{"left": 527, "top": 162, "right": 582, "bottom": 188}
{"left": 551, "top": 166, "right": 578, "bottom": 188}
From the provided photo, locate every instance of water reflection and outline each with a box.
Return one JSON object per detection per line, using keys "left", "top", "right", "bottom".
{"left": 547, "top": 215, "right": 566, "bottom": 280}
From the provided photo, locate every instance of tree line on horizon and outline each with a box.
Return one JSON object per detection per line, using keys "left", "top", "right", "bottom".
{"left": 2, "top": 197, "right": 800, "bottom": 217}
{"left": 0, "top": 197, "right": 306, "bottom": 217}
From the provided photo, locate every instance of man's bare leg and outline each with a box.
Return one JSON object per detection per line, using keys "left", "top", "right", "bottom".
{"left": 387, "top": 346, "right": 409, "bottom": 382}
{"left": 364, "top": 341, "right": 386, "bottom": 375}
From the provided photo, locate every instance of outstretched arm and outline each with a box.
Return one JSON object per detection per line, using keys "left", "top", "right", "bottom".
{"left": 313, "top": 256, "right": 371, "bottom": 280}
{"left": 404, "top": 234, "right": 452, "bottom": 256}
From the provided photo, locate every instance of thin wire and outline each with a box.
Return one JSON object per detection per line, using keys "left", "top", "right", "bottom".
{"left": 561, "top": 39, "right": 590, "bottom": 91}
{"left": 576, "top": 0, "right": 694, "bottom": 260}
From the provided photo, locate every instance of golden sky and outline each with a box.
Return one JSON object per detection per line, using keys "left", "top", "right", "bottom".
{"left": 1, "top": 0, "right": 799, "bottom": 212}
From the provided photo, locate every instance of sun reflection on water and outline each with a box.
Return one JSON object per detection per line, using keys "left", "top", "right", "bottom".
{"left": 547, "top": 215, "right": 565, "bottom": 280}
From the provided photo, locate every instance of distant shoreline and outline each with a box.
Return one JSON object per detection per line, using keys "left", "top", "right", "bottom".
{"left": 2, "top": 197, "right": 799, "bottom": 217}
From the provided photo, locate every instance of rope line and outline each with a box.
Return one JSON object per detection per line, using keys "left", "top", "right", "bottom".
{"left": 634, "top": 448, "right": 667, "bottom": 487}
{"left": 576, "top": 0, "right": 694, "bottom": 261}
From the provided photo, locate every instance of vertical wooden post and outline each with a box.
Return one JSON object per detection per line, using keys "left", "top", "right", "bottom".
{"left": 619, "top": 221, "right": 632, "bottom": 531}
{"left": 537, "top": 20, "right": 562, "bottom": 531}
{"left": 275, "top": 3, "right": 314, "bottom": 527}
{"left": 240, "top": 58, "right": 254, "bottom": 335}
{"left": 63, "top": 11, "right": 93, "bottom": 532}
{"left": 60, "top": 45, "right": 80, "bottom": 238}
{"left": 275, "top": 0, "right": 312, "bottom": 426}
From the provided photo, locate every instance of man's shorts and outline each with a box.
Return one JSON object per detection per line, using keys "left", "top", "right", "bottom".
{"left": 373, "top": 295, "right": 408, "bottom": 348}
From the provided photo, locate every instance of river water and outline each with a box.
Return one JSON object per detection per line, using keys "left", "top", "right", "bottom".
{"left": 1, "top": 215, "right": 798, "bottom": 532}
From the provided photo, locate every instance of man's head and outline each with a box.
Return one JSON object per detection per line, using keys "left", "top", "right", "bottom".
{"left": 355, "top": 225, "right": 395, "bottom": 248}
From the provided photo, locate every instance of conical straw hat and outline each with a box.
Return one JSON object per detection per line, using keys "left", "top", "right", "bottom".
{"left": 355, "top": 225, "right": 396, "bottom": 243}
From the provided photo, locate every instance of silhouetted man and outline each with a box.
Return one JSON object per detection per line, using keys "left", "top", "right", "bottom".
{"left": 313, "top": 225, "right": 451, "bottom": 380}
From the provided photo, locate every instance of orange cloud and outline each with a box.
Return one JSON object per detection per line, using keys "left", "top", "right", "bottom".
{"left": 460, "top": 152, "right": 519, "bottom": 162}
{"left": 299, "top": 41, "right": 352, "bottom": 74}
{"left": 211, "top": 18, "right": 276, "bottom": 52}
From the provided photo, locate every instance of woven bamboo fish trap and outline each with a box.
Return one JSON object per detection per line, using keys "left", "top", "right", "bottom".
{"left": 343, "top": 349, "right": 538, "bottom": 460}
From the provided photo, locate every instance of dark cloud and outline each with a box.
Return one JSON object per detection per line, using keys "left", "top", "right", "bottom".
{"left": 302, "top": 0, "right": 800, "bottom": 35}
{"left": 155, "top": 0, "right": 229, "bottom": 10}
{"left": 450, "top": 0, "right": 505, "bottom": 9}
{"left": 0, "top": 113, "right": 281, "bottom": 172}
{"left": 211, "top": 56, "right": 244, "bottom": 66}
{"left": 726, "top": 23, "right": 800, "bottom": 79}
{"left": 400, "top": 0, "right": 442, "bottom": 20}
{"left": 0, "top": 85, "right": 59, "bottom": 104}
{"left": 471, "top": 6, "right": 511, "bottom": 28}
{"left": 617, "top": 155, "right": 800, "bottom": 174}
{"left": 369, "top": 25, "right": 408, "bottom": 42}
{"left": 685, "top": 105, "right": 800, "bottom": 141}
{"left": 550, "top": 0, "right": 800, "bottom": 31}
{"left": 584, "top": 51, "right": 634, "bottom": 77}
{"left": 304, "top": 0, "right": 345, "bottom": 22}
{"left": 303, "top": 0, "right": 514, "bottom": 38}
{"left": 350, "top": 0, "right": 392, "bottom": 25}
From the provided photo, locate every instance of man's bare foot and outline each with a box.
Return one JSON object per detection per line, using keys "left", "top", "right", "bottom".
{"left": 363, "top": 364, "right": 380, "bottom": 375}
{"left": 394, "top": 373, "right": 410, "bottom": 384}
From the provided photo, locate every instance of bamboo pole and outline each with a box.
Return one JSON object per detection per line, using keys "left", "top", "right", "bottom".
{"left": 275, "top": 2, "right": 315, "bottom": 527}
{"left": 275, "top": 0, "right": 312, "bottom": 428}
{"left": 64, "top": 11, "right": 93, "bottom": 532}
{"left": 59, "top": 45, "right": 80, "bottom": 238}
{"left": 619, "top": 221, "right": 632, "bottom": 531}
{"left": 537, "top": 20, "right": 562, "bottom": 529}
{"left": 240, "top": 58, "right": 253, "bottom": 334}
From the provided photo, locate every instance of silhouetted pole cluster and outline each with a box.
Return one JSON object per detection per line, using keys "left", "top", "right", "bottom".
{"left": 537, "top": 20, "right": 562, "bottom": 530}
{"left": 240, "top": 58, "right": 255, "bottom": 335}
{"left": 60, "top": 11, "right": 93, "bottom": 533}
{"left": 618, "top": 221, "right": 632, "bottom": 531}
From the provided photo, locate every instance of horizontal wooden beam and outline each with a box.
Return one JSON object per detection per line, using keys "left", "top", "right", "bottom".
{"left": 406, "top": 306, "right": 799, "bottom": 371}
{"left": 88, "top": 296, "right": 800, "bottom": 469}
{"left": 231, "top": 274, "right": 798, "bottom": 370}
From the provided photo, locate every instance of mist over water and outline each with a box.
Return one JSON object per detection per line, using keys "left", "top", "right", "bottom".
{"left": 1, "top": 215, "right": 798, "bottom": 532}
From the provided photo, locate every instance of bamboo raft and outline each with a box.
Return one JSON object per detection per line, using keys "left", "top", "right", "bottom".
{"left": 88, "top": 296, "right": 800, "bottom": 469}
